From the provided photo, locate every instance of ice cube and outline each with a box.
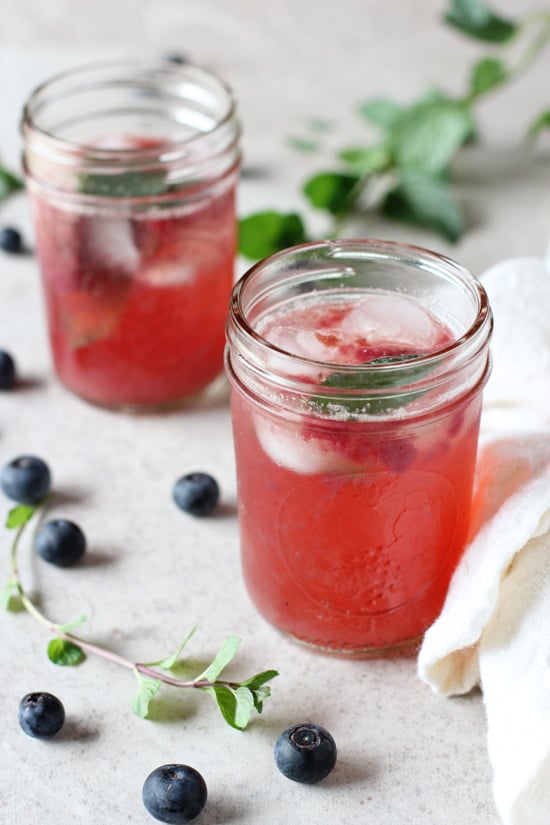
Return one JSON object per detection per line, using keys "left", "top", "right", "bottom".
{"left": 254, "top": 414, "right": 352, "bottom": 474}
{"left": 266, "top": 324, "right": 345, "bottom": 363}
{"left": 81, "top": 216, "right": 139, "bottom": 276}
{"left": 345, "top": 295, "right": 440, "bottom": 350}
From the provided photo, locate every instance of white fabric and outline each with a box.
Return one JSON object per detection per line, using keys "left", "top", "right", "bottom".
{"left": 418, "top": 256, "right": 550, "bottom": 825}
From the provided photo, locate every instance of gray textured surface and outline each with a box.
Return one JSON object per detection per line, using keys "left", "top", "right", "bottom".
{"left": 1, "top": 1, "right": 549, "bottom": 823}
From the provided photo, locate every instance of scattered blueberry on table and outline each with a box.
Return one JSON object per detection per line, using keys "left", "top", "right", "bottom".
{"left": 0, "top": 226, "right": 23, "bottom": 254}
{"left": 142, "top": 764, "right": 207, "bottom": 824}
{"left": 274, "top": 723, "right": 337, "bottom": 784}
{"left": 35, "top": 519, "right": 86, "bottom": 567}
{"left": 0, "top": 349, "right": 16, "bottom": 389}
{"left": 18, "top": 692, "right": 65, "bottom": 738}
{"left": 0, "top": 455, "right": 51, "bottom": 504}
{"left": 172, "top": 472, "right": 220, "bottom": 517}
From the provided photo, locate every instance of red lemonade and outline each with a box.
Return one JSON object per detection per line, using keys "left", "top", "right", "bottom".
{"left": 226, "top": 241, "right": 492, "bottom": 656}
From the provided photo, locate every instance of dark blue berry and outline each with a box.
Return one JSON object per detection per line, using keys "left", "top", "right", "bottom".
{"left": 274, "top": 723, "right": 337, "bottom": 784}
{"left": 172, "top": 472, "right": 219, "bottom": 517}
{"left": 35, "top": 519, "right": 86, "bottom": 567}
{"left": 0, "top": 227, "right": 23, "bottom": 254}
{"left": 18, "top": 692, "right": 65, "bottom": 738}
{"left": 142, "top": 764, "right": 207, "bottom": 824}
{"left": 0, "top": 349, "right": 16, "bottom": 389}
{"left": 0, "top": 455, "right": 51, "bottom": 504}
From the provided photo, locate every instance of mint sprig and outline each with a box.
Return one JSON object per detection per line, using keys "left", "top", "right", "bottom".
{"left": 0, "top": 165, "right": 24, "bottom": 204}
{"left": 239, "top": 0, "right": 550, "bottom": 258}
{"left": 3, "top": 503, "right": 278, "bottom": 731}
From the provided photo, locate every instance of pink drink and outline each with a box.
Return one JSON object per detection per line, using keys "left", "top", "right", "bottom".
{"left": 226, "top": 240, "right": 492, "bottom": 655}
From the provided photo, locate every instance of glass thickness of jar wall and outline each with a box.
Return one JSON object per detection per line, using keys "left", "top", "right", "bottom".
{"left": 226, "top": 239, "right": 493, "bottom": 657}
{"left": 21, "top": 59, "right": 241, "bottom": 410}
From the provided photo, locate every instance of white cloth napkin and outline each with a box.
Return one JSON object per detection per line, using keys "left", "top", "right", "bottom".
{"left": 418, "top": 255, "right": 550, "bottom": 825}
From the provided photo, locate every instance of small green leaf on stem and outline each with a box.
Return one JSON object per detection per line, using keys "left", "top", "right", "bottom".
{"left": 1, "top": 578, "right": 18, "bottom": 610}
{"left": 47, "top": 638, "right": 85, "bottom": 666}
{"left": 358, "top": 98, "right": 403, "bottom": 130}
{"left": 132, "top": 673, "right": 162, "bottom": 718}
{"left": 238, "top": 211, "right": 307, "bottom": 260}
{"left": 55, "top": 615, "right": 88, "bottom": 633}
{"left": 195, "top": 635, "right": 241, "bottom": 683}
{"left": 146, "top": 627, "right": 197, "bottom": 670}
{"left": 382, "top": 169, "right": 463, "bottom": 242}
{"left": 6, "top": 505, "right": 36, "bottom": 530}
{"left": 204, "top": 685, "right": 255, "bottom": 731}
{"left": 444, "top": 0, "right": 517, "bottom": 43}
{"left": 527, "top": 109, "right": 550, "bottom": 140}
{"left": 339, "top": 145, "right": 392, "bottom": 174}
{"left": 239, "top": 669, "right": 280, "bottom": 689}
{"left": 470, "top": 57, "right": 507, "bottom": 97}
{"left": 0, "top": 167, "right": 24, "bottom": 202}
{"left": 303, "top": 172, "right": 359, "bottom": 215}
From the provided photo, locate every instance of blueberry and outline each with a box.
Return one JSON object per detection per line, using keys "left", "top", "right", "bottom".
{"left": 35, "top": 519, "right": 86, "bottom": 567}
{"left": 0, "top": 455, "right": 51, "bottom": 504}
{"left": 18, "top": 692, "right": 65, "bottom": 738}
{"left": 172, "top": 472, "right": 219, "bottom": 517}
{"left": 0, "top": 226, "right": 23, "bottom": 254}
{"left": 274, "top": 723, "right": 337, "bottom": 784}
{"left": 0, "top": 349, "right": 16, "bottom": 389}
{"left": 142, "top": 764, "right": 207, "bottom": 824}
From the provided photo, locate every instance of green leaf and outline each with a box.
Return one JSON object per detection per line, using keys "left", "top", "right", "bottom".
{"left": 287, "top": 136, "right": 319, "bottom": 153}
{"left": 470, "top": 57, "right": 507, "bottom": 96}
{"left": 311, "top": 354, "right": 437, "bottom": 416}
{"left": 249, "top": 686, "right": 272, "bottom": 713}
{"left": 55, "top": 614, "right": 88, "bottom": 633}
{"left": 527, "top": 109, "right": 550, "bottom": 140}
{"left": 146, "top": 627, "right": 197, "bottom": 670}
{"left": 338, "top": 145, "right": 392, "bottom": 174}
{"left": 78, "top": 171, "right": 168, "bottom": 198}
{"left": 203, "top": 685, "right": 255, "bottom": 730}
{"left": 358, "top": 98, "right": 403, "bottom": 130}
{"left": 0, "top": 166, "right": 24, "bottom": 201}
{"left": 239, "top": 669, "right": 279, "bottom": 690}
{"left": 444, "top": 0, "right": 517, "bottom": 42}
{"left": 132, "top": 673, "right": 161, "bottom": 718}
{"left": 383, "top": 169, "right": 463, "bottom": 242}
{"left": 194, "top": 635, "right": 241, "bottom": 683}
{"left": 238, "top": 211, "right": 307, "bottom": 260}
{"left": 389, "top": 99, "right": 474, "bottom": 175}
{"left": 5, "top": 505, "right": 36, "bottom": 530}
{"left": 47, "top": 638, "right": 85, "bottom": 666}
{"left": 303, "top": 172, "right": 359, "bottom": 215}
{"left": 1, "top": 578, "right": 18, "bottom": 610}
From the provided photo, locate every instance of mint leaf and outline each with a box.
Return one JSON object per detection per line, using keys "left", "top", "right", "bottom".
{"left": 383, "top": 170, "right": 463, "bottom": 242}
{"left": 55, "top": 614, "right": 88, "bottom": 633}
{"left": 312, "top": 354, "right": 436, "bottom": 415}
{"left": 389, "top": 99, "right": 474, "bottom": 175}
{"left": 79, "top": 171, "right": 168, "bottom": 198}
{"left": 444, "top": 0, "right": 517, "bottom": 42}
{"left": 204, "top": 685, "right": 255, "bottom": 730}
{"left": 239, "top": 669, "right": 279, "bottom": 690}
{"left": 358, "top": 98, "right": 403, "bottom": 130}
{"left": 0, "top": 166, "right": 24, "bottom": 201}
{"left": 132, "top": 673, "right": 162, "bottom": 718}
{"left": 1, "top": 578, "right": 18, "bottom": 610}
{"left": 6, "top": 505, "right": 36, "bottom": 530}
{"left": 238, "top": 211, "right": 307, "bottom": 261}
{"left": 303, "top": 172, "right": 359, "bottom": 215}
{"left": 470, "top": 57, "right": 507, "bottom": 96}
{"left": 146, "top": 627, "right": 197, "bottom": 670}
{"left": 47, "top": 638, "right": 85, "bottom": 666}
{"left": 338, "top": 145, "right": 392, "bottom": 174}
{"left": 194, "top": 635, "right": 241, "bottom": 683}
{"left": 527, "top": 109, "right": 550, "bottom": 140}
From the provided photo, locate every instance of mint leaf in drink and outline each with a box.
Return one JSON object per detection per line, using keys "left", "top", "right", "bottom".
{"left": 357, "top": 98, "right": 404, "bottom": 130}
{"left": 6, "top": 504, "right": 36, "bottom": 529}
{"left": 303, "top": 172, "right": 360, "bottom": 215}
{"left": 388, "top": 99, "right": 474, "bottom": 175}
{"left": 470, "top": 57, "right": 507, "bottom": 96}
{"left": 132, "top": 673, "right": 162, "bottom": 718}
{"left": 0, "top": 166, "right": 24, "bottom": 202}
{"left": 238, "top": 210, "right": 307, "bottom": 260}
{"left": 383, "top": 170, "right": 463, "bottom": 242}
{"left": 203, "top": 684, "right": 255, "bottom": 731}
{"left": 47, "top": 638, "right": 85, "bottom": 666}
{"left": 444, "top": 0, "right": 517, "bottom": 42}
{"left": 194, "top": 635, "right": 241, "bottom": 683}
{"left": 78, "top": 171, "right": 168, "bottom": 198}
{"left": 527, "top": 109, "right": 550, "bottom": 141}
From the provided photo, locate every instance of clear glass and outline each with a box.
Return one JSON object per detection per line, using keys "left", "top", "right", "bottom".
{"left": 225, "top": 239, "right": 493, "bottom": 656}
{"left": 21, "top": 59, "right": 241, "bottom": 410}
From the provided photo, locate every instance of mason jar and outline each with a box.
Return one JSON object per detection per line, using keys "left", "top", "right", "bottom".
{"left": 226, "top": 239, "right": 493, "bottom": 656}
{"left": 21, "top": 59, "right": 241, "bottom": 409}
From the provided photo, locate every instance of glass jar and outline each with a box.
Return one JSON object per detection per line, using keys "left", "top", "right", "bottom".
{"left": 21, "top": 59, "right": 241, "bottom": 409}
{"left": 226, "top": 239, "right": 493, "bottom": 656}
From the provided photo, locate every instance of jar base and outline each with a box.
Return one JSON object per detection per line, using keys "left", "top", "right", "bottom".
{"left": 278, "top": 628, "right": 424, "bottom": 660}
